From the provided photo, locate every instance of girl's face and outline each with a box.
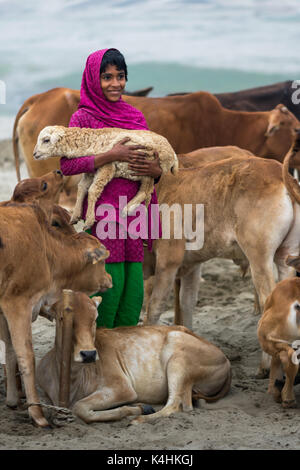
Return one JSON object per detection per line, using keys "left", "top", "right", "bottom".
{"left": 100, "top": 64, "right": 126, "bottom": 102}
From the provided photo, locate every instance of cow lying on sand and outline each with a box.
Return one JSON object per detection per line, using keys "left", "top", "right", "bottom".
{"left": 0, "top": 180, "right": 112, "bottom": 427}
{"left": 257, "top": 255, "right": 300, "bottom": 408}
{"left": 37, "top": 290, "right": 231, "bottom": 424}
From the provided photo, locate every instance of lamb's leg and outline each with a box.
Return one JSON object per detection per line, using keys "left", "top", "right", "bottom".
{"left": 122, "top": 177, "right": 154, "bottom": 217}
{"left": 83, "top": 165, "right": 116, "bottom": 231}
{"left": 70, "top": 174, "right": 94, "bottom": 225}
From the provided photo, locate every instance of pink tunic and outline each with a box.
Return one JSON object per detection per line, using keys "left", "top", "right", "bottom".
{"left": 60, "top": 111, "right": 161, "bottom": 263}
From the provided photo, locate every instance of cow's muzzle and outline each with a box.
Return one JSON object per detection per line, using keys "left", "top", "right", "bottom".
{"left": 80, "top": 350, "right": 97, "bottom": 363}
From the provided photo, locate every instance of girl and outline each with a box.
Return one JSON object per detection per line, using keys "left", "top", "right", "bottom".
{"left": 60, "top": 48, "right": 162, "bottom": 328}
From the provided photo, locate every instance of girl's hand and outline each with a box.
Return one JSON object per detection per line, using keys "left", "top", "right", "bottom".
{"left": 108, "top": 137, "right": 149, "bottom": 163}
{"left": 128, "top": 151, "right": 162, "bottom": 179}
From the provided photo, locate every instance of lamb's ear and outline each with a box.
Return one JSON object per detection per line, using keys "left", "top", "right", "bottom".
{"left": 171, "top": 154, "right": 179, "bottom": 175}
{"left": 50, "top": 126, "right": 66, "bottom": 145}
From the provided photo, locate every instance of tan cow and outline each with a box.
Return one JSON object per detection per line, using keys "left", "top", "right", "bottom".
{"left": 257, "top": 258, "right": 300, "bottom": 408}
{"left": 0, "top": 201, "right": 112, "bottom": 427}
{"left": 13, "top": 88, "right": 300, "bottom": 206}
{"left": 143, "top": 140, "right": 300, "bottom": 337}
{"left": 37, "top": 290, "right": 231, "bottom": 424}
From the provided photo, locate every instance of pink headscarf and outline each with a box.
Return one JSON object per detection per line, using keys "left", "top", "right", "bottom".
{"left": 77, "top": 48, "right": 148, "bottom": 130}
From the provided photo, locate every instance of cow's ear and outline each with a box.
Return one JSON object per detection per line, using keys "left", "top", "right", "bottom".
{"left": 265, "top": 122, "right": 280, "bottom": 137}
{"left": 286, "top": 255, "right": 300, "bottom": 272}
{"left": 86, "top": 246, "right": 110, "bottom": 264}
{"left": 92, "top": 296, "right": 102, "bottom": 308}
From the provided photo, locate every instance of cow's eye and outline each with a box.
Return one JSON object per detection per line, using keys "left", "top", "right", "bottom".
{"left": 42, "top": 182, "right": 48, "bottom": 191}
{"left": 51, "top": 220, "right": 61, "bottom": 227}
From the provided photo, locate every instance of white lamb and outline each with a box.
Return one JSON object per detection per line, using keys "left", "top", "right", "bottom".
{"left": 33, "top": 125, "right": 178, "bottom": 230}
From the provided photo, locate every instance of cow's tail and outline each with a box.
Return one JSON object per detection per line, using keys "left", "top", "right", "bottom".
{"left": 283, "top": 131, "right": 300, "bottom": 205}
{"left": 12, "top": 102, "right": 31, "bottom": 182}
{"left": 192, "top": 365, "right": 232, "bottom": 403}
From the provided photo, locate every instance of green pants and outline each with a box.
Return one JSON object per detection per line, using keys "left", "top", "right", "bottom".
{"left": 91, "top": 262, "right": 144, "bottom": 329}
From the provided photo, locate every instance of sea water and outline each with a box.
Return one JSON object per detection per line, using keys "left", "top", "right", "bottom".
{"left": 1, "top": 0, "right": 300, "bottom": 138}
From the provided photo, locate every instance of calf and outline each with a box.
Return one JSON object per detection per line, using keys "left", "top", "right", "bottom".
{"left": 0, "top": 203, "right": 112, "bottom": 427}
{"left": 257, "top": 257, "right": 300, "bottom": 407}
{"left": 37, "top": 291, "right": 231, "bottom": 424}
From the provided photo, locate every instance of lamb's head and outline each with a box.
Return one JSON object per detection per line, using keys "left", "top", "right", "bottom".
{"left": 33, "top": 126, "right": 67, "bottom": 160}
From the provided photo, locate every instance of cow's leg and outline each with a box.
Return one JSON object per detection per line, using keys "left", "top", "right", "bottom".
{"left": 144, "top": 265, "right": 178, "bottom": 325}
{"left": 144, "top": 241, "right": 185, "bottom": 325}
{"left": 0, "top": 314, "right": 20, "bottom": 408}
{"left": 279, "top": 348, "right": 299, "bottom": 408}
{"left": 131, "top": 356, "right": 192, "bottom": 424}
{"left": 2, "top": 301, "right": 49, "bottom": 427}
{"left": 178, "top": 265, "right": 202, "bottom": 330}
{"left": 268, "top": 355, "right": 284, "bottom": 403}
{"left": 72, "top": 385, "right": 139, "bottom": 423}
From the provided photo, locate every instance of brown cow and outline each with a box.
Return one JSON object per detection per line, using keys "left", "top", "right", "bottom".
{"left": 13, "top": 88, "right": 300, "bottom": 200}
{"left": 37, "top": 290, "right": 231, "bottom": 424}
{"left": 170, "top": 81, "right": 300, "bottom": 121}
{"left": 0, "top": 202, "right": 112, "bottom": 427}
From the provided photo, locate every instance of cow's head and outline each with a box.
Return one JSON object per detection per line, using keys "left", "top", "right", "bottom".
{"left": 55, "top": 291, "right": 100, "bottom": 363}
{"left": 12, "top": 170, "right": 64, "bottom": 220}
{"left": 50, "top": 205, "right": 76, "bottom": 235}
{"left": 72, "top": 292, "right": 101, "bottom": 363}
{"left": 262, "top": 104, "right": 300, "bottom": 162}
{"left": 33, "top": 126, "right": 66, "bottom": 160}
{"left": 63, "top": 233, "right": 112, "bottom": 295}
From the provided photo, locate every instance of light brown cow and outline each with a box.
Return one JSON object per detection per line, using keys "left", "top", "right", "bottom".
{"left": 257, "top": 260, "right": 300, "bottom": 408}
{"left": 143, "top": 141, "right": 300, "bottom": 339}
{"left": 0, "top": 201, "right": 112, "bottom": 427}
{"left": 37, "top": 290, "right": 231, "bottom": 424}
{"left": 178, "top": 146, "right": 254, "bottom": 168}
{"left": 13, "top": 88, "right": 300, "bottom": 204}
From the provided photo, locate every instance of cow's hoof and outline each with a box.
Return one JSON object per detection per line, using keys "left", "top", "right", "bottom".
{"left": 141, "top": 404, "right": 155, "bottom": 415}
{"left": 6, "top": 403, "right": 18, "bottom": 410}
{"left": 282, "top": 399, "right": 297, "bottom": 409}
{"left": 255, "top": 369, "right": 270, "bottom": 379}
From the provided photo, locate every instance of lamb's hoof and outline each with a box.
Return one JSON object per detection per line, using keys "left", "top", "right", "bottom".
{"left": 141, "top": 404, "right": 155, "bottom": 415}
{"left": 121, "top": 207, "right": 129, "bottom": 218}
{"left": 70, "top": 217, "right": 80, "bottom": 225}
{"left": 122, "top": 205, "right": 138, "bottom": 217}
{"left": 83, "top": 222, "right": 94, "bottom": 231}
{"left": 282, "top": 399, "right": 297, "bottom": 409}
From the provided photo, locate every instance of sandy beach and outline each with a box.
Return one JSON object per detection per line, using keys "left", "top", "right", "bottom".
{"left": 0, "top": 138, "right": 300, "bottom": 450}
